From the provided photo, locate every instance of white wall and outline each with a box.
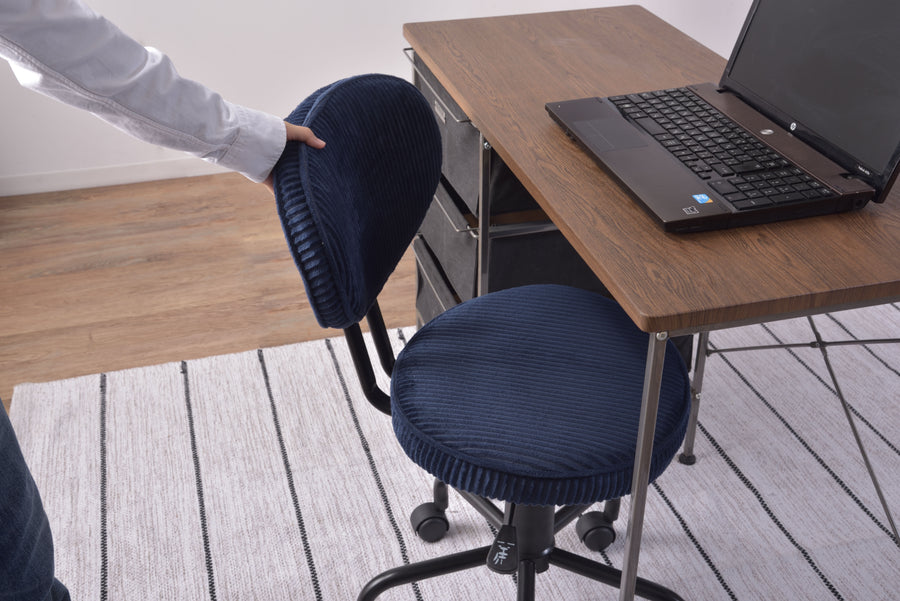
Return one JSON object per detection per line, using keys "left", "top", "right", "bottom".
{"left": 0, "top": 0, "right": 752, "bottom": 196}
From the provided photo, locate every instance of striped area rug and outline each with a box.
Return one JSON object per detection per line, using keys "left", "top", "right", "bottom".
{"left": 10, "top": 303, "right": 900, "bottom": 600}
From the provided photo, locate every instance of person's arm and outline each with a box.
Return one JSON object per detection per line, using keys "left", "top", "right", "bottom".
{"left": 0, "top": 0, "right": 321, "bottom": 183}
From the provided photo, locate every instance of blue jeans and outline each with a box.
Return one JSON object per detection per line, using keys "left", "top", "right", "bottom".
{"left": 0, "top": 407, "right": 70, "bottom": 601}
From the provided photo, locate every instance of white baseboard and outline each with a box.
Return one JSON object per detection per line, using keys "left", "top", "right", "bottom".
{"left": 0, "top": 158, "right": 230, "bottom": 197}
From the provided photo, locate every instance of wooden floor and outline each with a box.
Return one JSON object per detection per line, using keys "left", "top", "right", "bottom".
{"left": 0, "top": 173, "right": 417, "bottom": 412}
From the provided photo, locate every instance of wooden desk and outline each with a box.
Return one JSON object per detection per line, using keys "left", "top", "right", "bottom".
{"left": 405, "top": 6, "right": 900, "bottom": 601}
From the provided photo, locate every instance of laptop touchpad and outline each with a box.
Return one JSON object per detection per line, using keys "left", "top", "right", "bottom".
{"left": 573, "top": 117, "right": 647, "bottom": 153}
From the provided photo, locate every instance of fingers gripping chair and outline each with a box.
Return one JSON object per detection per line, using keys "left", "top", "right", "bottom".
{"left": 272, "top": 74, "right": 691, "bottom": 601}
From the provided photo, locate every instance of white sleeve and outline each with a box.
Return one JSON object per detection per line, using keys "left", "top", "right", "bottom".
{"left": 0, "top": 0, "right": 286, "bottom": 183}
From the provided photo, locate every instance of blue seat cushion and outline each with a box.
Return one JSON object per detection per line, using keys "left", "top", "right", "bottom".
{"left": 272, "top": 74, "right": 441, "bottom": 329}
{"left": 391, "top": 285, "right": 692, "bottom": 506}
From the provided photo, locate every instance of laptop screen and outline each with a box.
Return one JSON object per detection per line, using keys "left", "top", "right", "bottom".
{"left": 721, "top": 0, "right": 900, "bottom": 195}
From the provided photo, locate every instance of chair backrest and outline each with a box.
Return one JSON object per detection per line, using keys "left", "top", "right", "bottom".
{"left": 272, "top": 74, "right": 442, "bottom": 330}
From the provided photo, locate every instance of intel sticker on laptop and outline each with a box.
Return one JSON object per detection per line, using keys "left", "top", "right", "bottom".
{"left": 692, "top": 193, "right": 712, "bottom": 204}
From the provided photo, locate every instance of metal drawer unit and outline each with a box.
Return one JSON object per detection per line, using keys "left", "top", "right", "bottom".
{"left": 409, "top": 49, "right": 609, "bottom": 306}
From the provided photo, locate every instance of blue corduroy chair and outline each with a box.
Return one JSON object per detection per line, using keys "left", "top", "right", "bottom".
{"left": 272, "top": 74, "right": 691, "bottom": 601}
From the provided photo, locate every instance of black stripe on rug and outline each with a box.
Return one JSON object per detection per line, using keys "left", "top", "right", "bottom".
{"left": 99, "top": 373, "right": 108, "bottom": 601}
{"left": 325, "top": 337, "right": 425, "bottom": 601}
{"left": 652, "top": 481, "right": 737, "bottom": 600}
{"left": 697, "top": 420, "right": 845, "bottom": 600}
{"left": 181, "top": 361, "right": 217, "bottom": 601}
{"left": 257, "top": 349, "right": 322, "bottom": 601}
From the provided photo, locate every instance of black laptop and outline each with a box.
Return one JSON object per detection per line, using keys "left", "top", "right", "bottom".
{"left": 546, "top": 0, "right": 900, "bottom": 232}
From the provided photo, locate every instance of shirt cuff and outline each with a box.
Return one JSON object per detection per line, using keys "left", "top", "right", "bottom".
{"left": 214, "top": 106, "right": 286, "bottom": 183}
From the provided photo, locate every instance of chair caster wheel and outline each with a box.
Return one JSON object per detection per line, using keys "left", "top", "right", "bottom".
{"left": 410, "top": 502, "right": 449, "bottom": 542}
{"left": 576, "top": 511, "right": 616, "bottom": 552}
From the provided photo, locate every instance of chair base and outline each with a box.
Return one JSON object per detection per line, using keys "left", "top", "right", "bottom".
{"left": 357, "top": 544, "right": 684, "bottom": 601}
{"left": 358, "top": 503, "right": 684, "bottom": 601}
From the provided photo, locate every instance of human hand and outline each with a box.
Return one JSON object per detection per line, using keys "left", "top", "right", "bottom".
{"left": 263, "top": 122, "right": 326, "bottom": 192}
{"left": 286, "top": 122, "right": 326, "bottom": 149}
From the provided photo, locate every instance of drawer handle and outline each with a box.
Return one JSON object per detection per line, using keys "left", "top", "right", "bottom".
{"left": 404, "top": 48, "right": 471, "bottom": 125}
{"left": 433, "top": 193, "right": 476, "bottom": 235}
{"left": 433, "top": 192, "right": 560, "bottom": 239}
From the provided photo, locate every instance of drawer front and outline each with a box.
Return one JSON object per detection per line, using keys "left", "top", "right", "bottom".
{"left": 412, "top": 52, "right": 540, "bottom": 216}
{"left": 413, "top": 236, "right": 459, "bottom": 327}
{"left": 419, "top": 182, "right": 478, "bottom": 299}
{"left": 419, "top": 181, "right": 610, "bottom": 302}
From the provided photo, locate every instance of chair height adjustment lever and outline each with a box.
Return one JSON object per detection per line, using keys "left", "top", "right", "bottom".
{"left": 487, "top": 524, "right": 518, "bottom": 574}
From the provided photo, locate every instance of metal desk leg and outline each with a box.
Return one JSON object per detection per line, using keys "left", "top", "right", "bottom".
{"left": 619, "top": 332, "right": 669, "bottom": 601}
{"left": 679, "top": 330, "right": 710, "bottom": 465}
{"left": 477, "top": 135, "right": 492, "bottom": 297}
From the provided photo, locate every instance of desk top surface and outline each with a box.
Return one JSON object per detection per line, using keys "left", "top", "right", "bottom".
{"left": 404, "top": 7, "right": 900, "bottom": 333}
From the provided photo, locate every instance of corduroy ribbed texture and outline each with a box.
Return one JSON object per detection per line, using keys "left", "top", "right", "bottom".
{"left": 272, "top": 74, "right": 442, "bottom": 329}
{"left": 391, "top": 285, "right": 692, "bottom": 506}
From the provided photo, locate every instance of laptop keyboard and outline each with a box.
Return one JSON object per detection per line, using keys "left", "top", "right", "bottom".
{"left": 609, "top": 88, "right": 836, "bottom": 211}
